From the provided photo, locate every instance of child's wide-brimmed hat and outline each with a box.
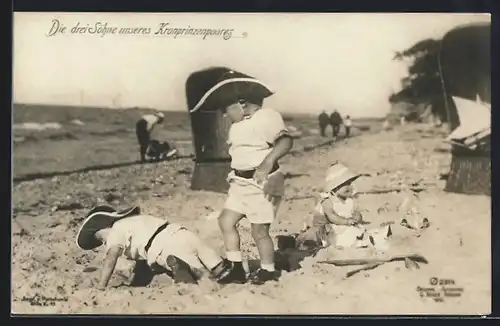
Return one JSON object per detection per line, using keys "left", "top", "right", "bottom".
{"left": 186, "top": 67, "right": 274, "bottom": 113}
{"left": 76, "top": 205, "right": 140, "bottom": 250}
{"left": 324, "top": 162, "right": 361, "bottom": 193}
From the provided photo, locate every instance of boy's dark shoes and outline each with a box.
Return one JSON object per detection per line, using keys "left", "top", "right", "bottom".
{"left": 217, "top": 260, "right": 247, "bottom": 284}
{"left": 210, "top": 259, "right": 232, "bottom": 282}
{"left": 166, "top": 255, "right": 198, "bottom": 285}
{"left": 249, "top": 269, "right": 280, "bottom": 285}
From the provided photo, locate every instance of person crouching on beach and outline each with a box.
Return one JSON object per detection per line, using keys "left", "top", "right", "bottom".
{"left": 76, "top": 205, "right": 234, "bottom": 289}
{"left": 295, "top": 162, "right": 364, "bottom": 250}
{"left": 189, "top": 69, "right": 293, "bottom": 285}
{"left": 136, "top": 112, "right": 164, "bottom": 163}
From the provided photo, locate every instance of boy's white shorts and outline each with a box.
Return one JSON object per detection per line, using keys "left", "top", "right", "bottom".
{"left": 224, "top": 176, "right": 283, "bottom": 224}
{"left": 147, "top": 226, "right": 222, "bottom": 272}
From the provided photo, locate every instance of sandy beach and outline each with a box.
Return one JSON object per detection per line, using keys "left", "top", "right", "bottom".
{"left": 12, "top": 121, "right": 491, "bottom": 315}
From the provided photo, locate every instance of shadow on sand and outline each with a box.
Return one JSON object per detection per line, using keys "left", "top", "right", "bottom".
{"left": 128, "top": 246, "right": 319, "bottom": 288}
{"left": 248, "top": 248, "right": 318, "bottom": 274}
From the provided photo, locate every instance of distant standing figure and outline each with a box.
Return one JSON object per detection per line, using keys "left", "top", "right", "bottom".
{"left": 343, "top": 115, "right": 352, "bottom": 138}
{"left": 135, "top": 112, "right": 164, "bottom": 163}
{"left": 318, "top": 111, "right": 330, "bottom": 137}
{"left": 330, "top": 110, "right": 343, "bottom": 138}
{"left": 382, "top": 119, "right": 391, "bottom": 131}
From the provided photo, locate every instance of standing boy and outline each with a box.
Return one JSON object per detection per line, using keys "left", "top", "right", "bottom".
{"left": 343, "top": 115, "right": 352, "bottom": 138}
{"left": 188, "top": 69, "right": 293, "bottom": 285}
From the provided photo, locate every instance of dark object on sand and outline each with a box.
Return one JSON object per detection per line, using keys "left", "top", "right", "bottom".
{"left": 275, "top": 248, "right": 320, "bottom": 272}
{"left": 318, "top": 253, "right": 428, "bottom": 266}
{"left": 359, "top": 186, "right": 427, "bottom": 195}
{"left": 275, "top": 235, "right": 320, "bottom": 272}
{"left": 277, "top": 234, "right": 298, "bottom": 251}
{"left": 401, "top": 217, "right": 430, "bottom": 230}
{"left": 345, "top": 262, "right": 385, "bottom": 278}
{"left": 439, "top": 23, "right": 491, "bottom": 196}
{"left": 146, "top": 140, "right": 177, "bottom": 161}
{"left": 185, "top": 67, "right": 236, "bottom": 193}
{"left": 445, "top": 147, "right": 490, "bottom": 195}
{"left": 318, "top": 254, "right": 428, "bottom": 278}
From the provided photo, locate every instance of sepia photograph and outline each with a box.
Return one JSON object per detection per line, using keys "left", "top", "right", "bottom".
{"left": 12, "top": 12, "right": 491, "bottom": 315}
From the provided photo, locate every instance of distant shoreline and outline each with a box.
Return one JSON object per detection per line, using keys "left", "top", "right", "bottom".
{"left": 12, "top": 102, "right": 386, "bottom": 121}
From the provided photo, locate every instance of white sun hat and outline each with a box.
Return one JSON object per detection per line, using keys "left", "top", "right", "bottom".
{"left": 324, "top": 162, "right": 361, "bottom": 193}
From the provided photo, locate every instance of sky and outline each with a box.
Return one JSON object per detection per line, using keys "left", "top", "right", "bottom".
{"left": 13, "top": 12, "right": 490, "bottom": 117}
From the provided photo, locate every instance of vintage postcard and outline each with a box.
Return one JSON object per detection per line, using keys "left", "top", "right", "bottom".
{"left": 12, "top": 12, "right": 491, "bottom": 315}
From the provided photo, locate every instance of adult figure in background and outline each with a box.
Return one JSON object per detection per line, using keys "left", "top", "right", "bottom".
{"left": 343, "top": 115, "right": 352, "bottom": 138}
{"left": 318, "top": 110, "right": 330, "bottom": 137}
{"left": 330, "top": 110, "right": 343, "bottom": 138}
{"left": 136, "top": 112, "right": 164, "bottom": 163}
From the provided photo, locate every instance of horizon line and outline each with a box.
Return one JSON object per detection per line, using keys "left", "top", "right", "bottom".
{"left": 12, "top": 102, "right": 388, "bottom": 119}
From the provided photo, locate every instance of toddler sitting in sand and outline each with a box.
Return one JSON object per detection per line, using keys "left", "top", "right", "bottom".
{"left": 295, "top": 162, "right": 377, "bottom": 251}
{"left": 76, "top": 205, "right": 236, "bottom": 289}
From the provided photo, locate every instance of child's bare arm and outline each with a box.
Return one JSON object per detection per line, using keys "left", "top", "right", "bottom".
{"left": 253, "top": 109, "right": 294, "bottom": 184}
{"left": 97, "top": 245, "right": 123, "bottom": 289}
{"left": 255, "top": 136, "right": 293, "bottom": 184}
{"left": 262, "top": 135, "right": 293, "bottom": 166}
{"left": 352, "top": 210, "right": 363, "bottom": 223}
{"left": 322, "top": 201, "right": 356, "bottom": 226}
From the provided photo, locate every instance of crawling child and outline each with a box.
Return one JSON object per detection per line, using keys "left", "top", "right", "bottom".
{"left": 76, "top": 205, "right": 235, "bottom": 289}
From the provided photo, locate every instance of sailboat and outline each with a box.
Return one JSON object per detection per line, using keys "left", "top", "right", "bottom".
{"left": 445, "top": 95, "right": 491, "bottom": 151}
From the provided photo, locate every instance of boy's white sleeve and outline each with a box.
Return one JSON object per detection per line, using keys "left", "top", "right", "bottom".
{"left": 226, "top": 126, "right": 233, "bottom": 145}
{"left": 257, "top": 109, "right": 289, "bottom": 144}
{"left": 105, "top": 229, "right": 127, "bottom": 253}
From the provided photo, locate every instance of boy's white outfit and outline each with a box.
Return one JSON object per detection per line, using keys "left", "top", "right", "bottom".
{"left": 224, "top": 108, "right": 288, "bottom": 224}
{"left": 314, "top": 193, "right": 364, "bottom": 247}
{"left": 141, "top": 113, "right": 163, "bottom": 139}
{"left": 141, "top": 114, "right": 162, "bottom": 132}
{"left": 105, "top": 215, "right": 222, "bottom": 271}
{"left": 315, "top": 193, "right": 391, "bottom": 250}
